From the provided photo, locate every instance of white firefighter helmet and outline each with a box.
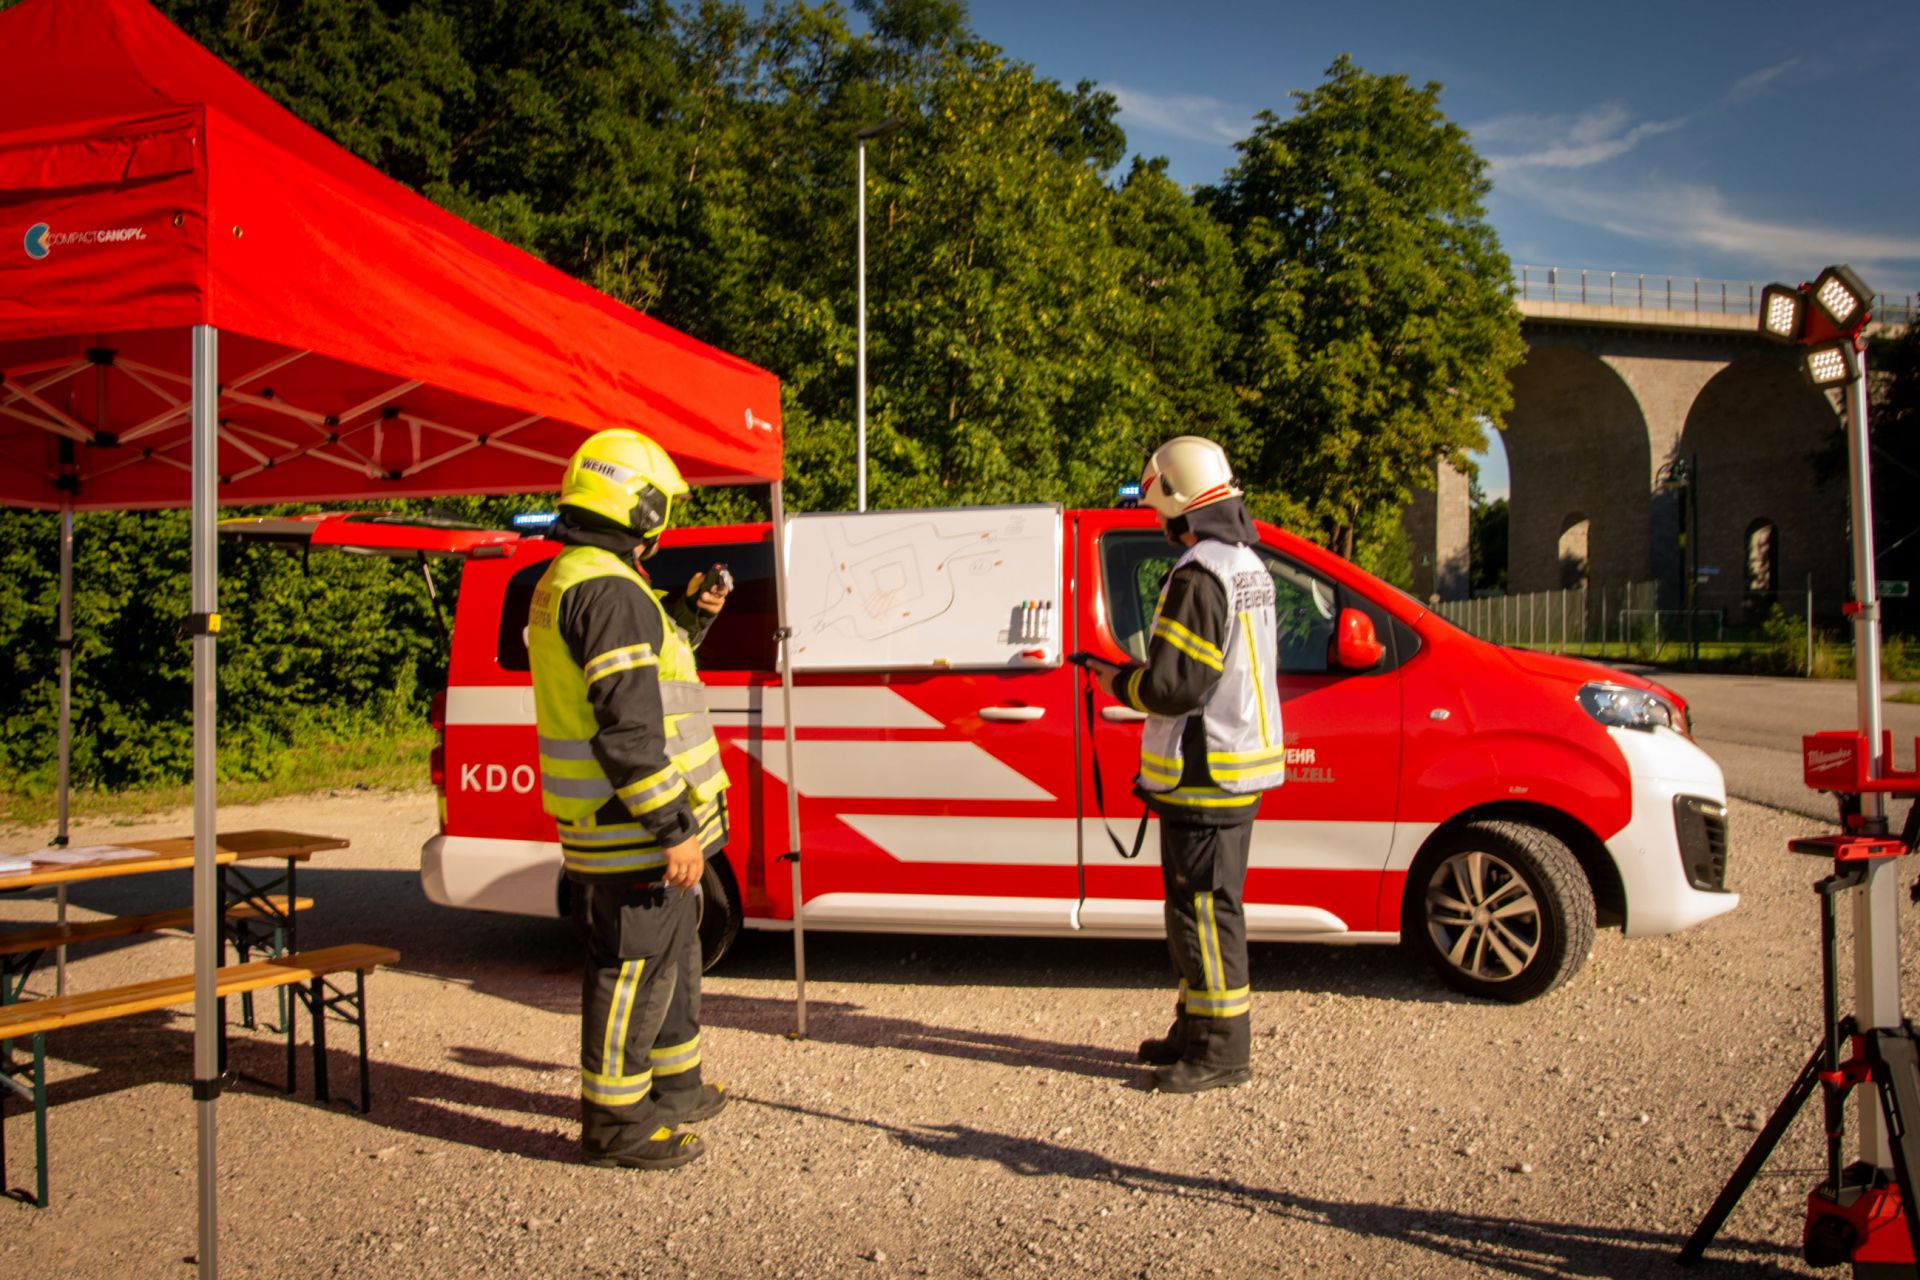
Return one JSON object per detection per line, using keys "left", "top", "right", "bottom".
{"left": 1140, "top": 435, "right": 1241, "bottom": 521}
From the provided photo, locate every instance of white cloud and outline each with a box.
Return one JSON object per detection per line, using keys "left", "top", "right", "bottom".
{"left": 1107, "top": 84, "right": 1250, "bottom": 146}
{"left": 1499, "top": 170, "right": 1920, "bottom": 285}
{"left": 1474, "top": 102, "right": 1687, "bottom": 173}
{"left": 1727, "top": 58, "right": 1798, "bottom": 103}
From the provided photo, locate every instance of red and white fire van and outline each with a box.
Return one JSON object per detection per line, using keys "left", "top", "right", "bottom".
{"left": 401, "top": 505, "right": 1734, "bottom": 1003}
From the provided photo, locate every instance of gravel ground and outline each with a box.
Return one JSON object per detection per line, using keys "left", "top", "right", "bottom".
{"left": 3, "top": 790, "right": 1918, "bottom": 1279}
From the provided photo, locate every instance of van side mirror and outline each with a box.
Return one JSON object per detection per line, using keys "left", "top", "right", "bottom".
{"left": 1332, "top": 608, "right": 1386, "bottom": 670}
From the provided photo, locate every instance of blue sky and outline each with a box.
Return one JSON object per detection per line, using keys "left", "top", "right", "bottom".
{"left": 959, "top": 0, "right": 1920, "bottom": 497}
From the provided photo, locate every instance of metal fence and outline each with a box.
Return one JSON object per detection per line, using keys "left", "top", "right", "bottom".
{"left": 1513, "top": 266, "right": 1917, "bottom": 326}
{"left": 1436, "top": 580, "right": 1827, "bottom": 673}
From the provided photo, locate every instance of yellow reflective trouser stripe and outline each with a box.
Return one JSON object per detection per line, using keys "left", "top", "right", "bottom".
{"left": 617, "top": 765, "right": 687, "bottom": 816}
{"left": 1196, "top": 893, "right": 1218, "bottom": 990}
{"left": 1155, "top": 616, "right": 1224, "bottom": 664}
{"left": 1153, "top": 618, "right": 1224, "bottom": 671}
{"left": 584, "top": 642, "right": 657, "bottom": 685}
{"left": 587, "top": 958, "right": 649, "bottom": 1106}
{"left": 582, "top": 1065, "right": 653, "bottom": 1107}
{"left": 650, "top": 1035, "right": 701, "bottom": 1077}
{"left": 1155, "top": 787, "right": 1261, "bottom": 810}
{"left": 1239, "top": 611, "right": 1273, "bottom": 747}
{"left": 1184, "top": 985, "right": 1252, "bottom": 1018}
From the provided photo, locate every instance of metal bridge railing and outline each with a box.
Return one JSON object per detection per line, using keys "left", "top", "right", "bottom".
{"left": 1514, "top": 266, "right": 1917, "bottom": 325}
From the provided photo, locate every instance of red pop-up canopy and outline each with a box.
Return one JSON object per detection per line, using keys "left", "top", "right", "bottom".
{"left": 0, "top": 0, "right": 782, "bottom": 506}
{"left": 0, "top": 1, "right": 797, "bottom": 1269}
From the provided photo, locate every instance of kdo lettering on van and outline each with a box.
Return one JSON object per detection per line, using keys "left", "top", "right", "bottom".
{"left": 460, "top": 763, "right": 537, "bottom": 794}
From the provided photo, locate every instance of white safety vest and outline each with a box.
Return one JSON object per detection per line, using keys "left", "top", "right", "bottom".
{"left": 1137, "top": 539, "right": 1287, "bottom": 797}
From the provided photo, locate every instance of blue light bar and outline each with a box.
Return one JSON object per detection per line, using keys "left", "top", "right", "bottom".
{"left": 511, "top": 511, "right": 558, "bottom": 531}
{"left": 1116, "top": 481, "right": 1142, "bottom": 509}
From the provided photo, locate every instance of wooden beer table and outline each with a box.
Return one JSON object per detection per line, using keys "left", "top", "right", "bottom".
{"left": 0, "top": 829, "right": 348, "bottom": 1003}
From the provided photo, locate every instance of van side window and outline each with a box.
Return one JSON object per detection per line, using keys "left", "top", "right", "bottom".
{"left": 495, "top": 539, "right": 779, "bottom": 673}
{"left": 1099, "top": 531, "right": 1385, "bottom": 676}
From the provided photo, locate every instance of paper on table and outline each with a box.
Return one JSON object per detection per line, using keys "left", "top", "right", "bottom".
{"left": 29, "top": 844, "right": 152, "bottom": 865}
{"left": 0, "top": 857, "right": 32, "bottom": 874}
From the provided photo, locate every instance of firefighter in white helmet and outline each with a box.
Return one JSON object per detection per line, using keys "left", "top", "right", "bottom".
{"left": 1083, "top": 435, "right": 1285, "bottom": 1092}
{"left": 527, "top": 428, "right": 733, "bottom": 1168}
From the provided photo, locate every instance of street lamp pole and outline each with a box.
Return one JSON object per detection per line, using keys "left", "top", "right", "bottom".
{"left": 855, "top": 117, "right": 904, "bottom": 513}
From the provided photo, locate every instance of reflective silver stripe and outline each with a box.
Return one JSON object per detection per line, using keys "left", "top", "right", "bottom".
{"left": 559, "top": 823, "right": 662, "bottom": 847}
{"left": 680, "top": 750, "right": 726, "bottom": 791}
{"left": 583, "top": 643, "right": 656, "bottom": 684}
{"left": 564, "top": 850, "right": 668, "bottom": 870}
{"left": 544, "top": 775, "right": 616, "bottom": 800}
{"left": 660, "top": 680, "right": 707, "bottom": 715}
{"left": 649, "top": 1037, "right": 700, "bottom": 1071}
{"left": 538, "top": 736, "right": 598, "bottom": 761}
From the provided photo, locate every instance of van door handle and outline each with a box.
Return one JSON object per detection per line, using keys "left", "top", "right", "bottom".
{"left": 1101, "top": 706, "right": 1148, "bottom": 723}
{"left": 980, "top": 706, "right": 1046, "bottom": 723}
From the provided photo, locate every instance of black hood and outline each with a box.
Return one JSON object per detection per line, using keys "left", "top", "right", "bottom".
{"left": 551, "top": 505, "right": 651, "bottom": 563}
{"left": 1172, "top": 496, "right": 1259, "bottom": 547}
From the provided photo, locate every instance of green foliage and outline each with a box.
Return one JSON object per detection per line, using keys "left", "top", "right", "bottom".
{"left": 1201, "top": 56, "right": 1524, "bottom": 558}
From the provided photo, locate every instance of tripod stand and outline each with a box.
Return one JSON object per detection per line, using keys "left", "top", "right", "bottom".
{"left": 1681, "top": 833, "right": 1920, "bottom": 1275}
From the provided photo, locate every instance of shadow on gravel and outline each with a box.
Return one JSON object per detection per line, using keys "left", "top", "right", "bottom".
{"left": 744, "top": 1095, "right": 1807, "bottom": 1278}
{"left": 718, "top": 927, "right": 1472, "bottom": 1006}
{"left": 702, "top": 991, "right": 1140, "bottom": 1082}
{"left": 21, "top": 1020, "right": 582, "bottom": 1169}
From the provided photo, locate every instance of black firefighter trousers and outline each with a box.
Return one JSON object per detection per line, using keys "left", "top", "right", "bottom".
{"left": 572, "top": 874, "right": 706, "bottom": 1157}
{"left": 1159, "top": 815, "right": 1254, "bottom": 1070}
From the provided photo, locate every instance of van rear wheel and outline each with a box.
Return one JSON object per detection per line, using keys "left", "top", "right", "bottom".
{"left": 1404, "top": 820, "right": 1594, "bottom": 1003}
{"left": 696, "top": 854, "right": 744, "bottom": 972}
{"left": 555, "top": 857, "right": 745, "bottom": 973}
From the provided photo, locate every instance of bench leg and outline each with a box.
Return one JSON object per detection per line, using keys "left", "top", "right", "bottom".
{"left": 311, "top": 975, "right": 329, "bottom": 1105}
{"left": 31, "top": 1035, "right": 45, "bottom": 1209}
{"left": 357, "top": 970, "right": 371, "bottom": 1114}
{"left": 1, "top": 1034, "right": 48, "bottom": 1208}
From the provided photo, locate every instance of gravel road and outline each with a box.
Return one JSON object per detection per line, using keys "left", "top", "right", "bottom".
{"left": 4, "top": 788, "right": 1918, "bottom": 1279}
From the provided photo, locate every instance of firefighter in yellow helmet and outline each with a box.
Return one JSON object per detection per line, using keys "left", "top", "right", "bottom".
{"left": 527, "top": 428, "right": 733, "bottom": 1168}
{"left": 1082, "top": 436, "right": 1284, "bottom": 1093}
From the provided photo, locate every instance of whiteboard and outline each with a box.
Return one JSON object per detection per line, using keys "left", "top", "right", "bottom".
{"left": 784, "top": 505, "right": 1064, "bottom": 671}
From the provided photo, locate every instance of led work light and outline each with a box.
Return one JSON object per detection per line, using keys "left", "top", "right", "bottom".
{"left": 1804, "top": 341, "right": 1859, "bottom": 388}
{"left": 1811, "top": 264, "right": 1872, "bottom": 331}
{"left": 1759, "top": 282, "right": 1806, "bottom": 344}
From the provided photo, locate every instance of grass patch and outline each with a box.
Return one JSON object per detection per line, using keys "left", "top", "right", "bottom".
{"left": 0, "top": 726, "right": 432, "bottom": 830}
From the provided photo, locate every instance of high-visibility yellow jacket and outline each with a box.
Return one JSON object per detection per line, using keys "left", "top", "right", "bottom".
{"left": 528, "top": 543, "right": 730, "bottom": 878}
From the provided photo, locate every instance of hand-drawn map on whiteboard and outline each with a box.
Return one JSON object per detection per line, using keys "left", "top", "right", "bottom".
{"left": 784, "top": 505, "right": 1063, "bottom": 671}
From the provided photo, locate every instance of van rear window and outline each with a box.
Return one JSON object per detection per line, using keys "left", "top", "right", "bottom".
{"left": 495, "top": 539, "right": 779, "bottom": 673}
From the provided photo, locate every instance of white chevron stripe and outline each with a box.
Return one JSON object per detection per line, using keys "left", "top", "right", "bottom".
{"left": 839, "top": 815, "right": 1431, "bottom": 871}
{"left": 742, "top": 740, "right": 1054, "bottom": 801}
{"left": 446, "top": 683, "right": 943, "bottom": 729}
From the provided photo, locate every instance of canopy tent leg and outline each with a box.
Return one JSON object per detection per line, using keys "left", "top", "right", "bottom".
{"left": 769, "top": 481, "right": 806, "bottom": 1038}
{"left": 190, "top": 324, "right": 220, "bottom": 1280}
{"left": 54, "top": 507, "right": 72, "bottom": 994}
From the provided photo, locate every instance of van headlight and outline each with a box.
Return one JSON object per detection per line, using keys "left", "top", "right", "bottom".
{"left": 1578, "top": 682, "right": 1680, "bottom": 733}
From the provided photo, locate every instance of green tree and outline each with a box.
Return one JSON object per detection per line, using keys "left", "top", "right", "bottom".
{"left": 1203, "top": 56, "right": 1524, "bottom": 558}
{"left": 1468, "top": 479, "right": 1509, "bottom": 593}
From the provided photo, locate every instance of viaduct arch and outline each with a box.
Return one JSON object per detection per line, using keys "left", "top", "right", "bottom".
{"left": 1406, "top": 299, "right": 1851, "bottom": 614}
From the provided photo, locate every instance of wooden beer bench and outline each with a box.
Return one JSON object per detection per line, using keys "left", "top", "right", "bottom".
{"left": 0, "top": 943, "right": 399, "bottom": 1208}
{"left": 0, "top": 896, "right": 314, "bottom": 1004}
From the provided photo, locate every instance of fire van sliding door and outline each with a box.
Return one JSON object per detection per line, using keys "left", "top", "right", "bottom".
{"left": 739, "top": 507, "right": 1082, "bottom": 936}
{"left": 1074, "top": 521, "right": 1404, "bottom": 941}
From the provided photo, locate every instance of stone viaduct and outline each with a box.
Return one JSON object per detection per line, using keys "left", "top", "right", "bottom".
{"left": 1404, "top": 289, "right": 1870, "bottom": 616}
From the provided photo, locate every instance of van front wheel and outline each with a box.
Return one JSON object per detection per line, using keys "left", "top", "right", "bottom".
{"left": 1404, "top": 820, "right": 1595, "bottom": 1003}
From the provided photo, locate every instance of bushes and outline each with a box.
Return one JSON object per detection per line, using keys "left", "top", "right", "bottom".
{"left": 0, "top": 507, "right": 445, "bottom": 796}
